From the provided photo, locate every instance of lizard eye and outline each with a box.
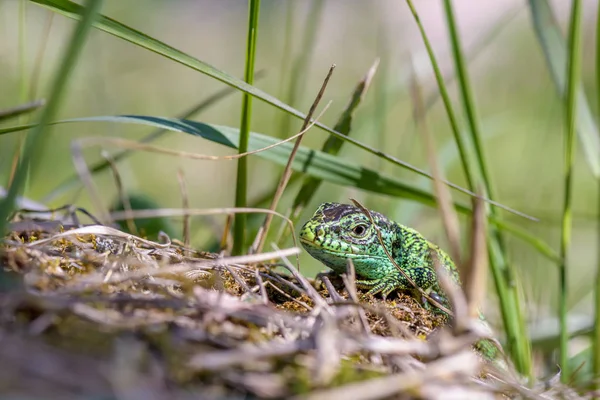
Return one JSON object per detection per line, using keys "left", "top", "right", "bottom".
{"left": 351, "top": 224, "right": 368, "bottom": 237}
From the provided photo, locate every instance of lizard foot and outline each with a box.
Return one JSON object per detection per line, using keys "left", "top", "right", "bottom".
{"left": 356, "top": 278, "right": 404, "bottom": 300}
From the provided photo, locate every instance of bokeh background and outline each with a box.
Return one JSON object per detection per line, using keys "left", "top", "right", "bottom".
{"left": 1, "top": 0, "right": 599, "bottom": 325}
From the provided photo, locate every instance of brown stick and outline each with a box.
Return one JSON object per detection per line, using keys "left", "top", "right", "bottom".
{"left": 252, "top": 64, "right": 336, "bottom": 253}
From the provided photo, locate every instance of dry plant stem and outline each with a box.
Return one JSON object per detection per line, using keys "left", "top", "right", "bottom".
{"left": 68, "top": 105, "right": 328, "bottom": 226}
{"left": 287, "top": 58, "right": 379, "bottom": 226}
{"left": 408, "top": 63, "right": 462, "bottom": 271}
{"left": 71, "top": 141, "right": 111, "bottom": 224}
{"left": 329, "top": 300, "right": 411, "bottom": 338}
{"left": 342, "top": 259, "right": 371, "bottom": 334}
{"left": 263, "top": 280, "right": 312, "bottom": 311}
{"left": 25, "top": 225, "right": 169, "bottom": 250}
{"left": 430, "top": 249, "right": 468, "bottom": 332}
{"left": 466, "top": 192, "right": 488, "bottom": 316}
{"left": 70, "top": 106, "right": 328, "bottom": 162}
{"left": 349, "top": 198, "right": 453, "bottom": 316}
{"left": 272, "top": 243, "right": 330, "bottom": 310}
{"left": 44, "top": 71, "right": 266, "bottom": 204}
{"left": 221, "top": 213, "right": 233, "bottom": 251}
{"left": 223, "top": 264, "right": 253, "bottom": 294}
{"left": 176, "top": 169, "right": 190, "bottom": 251}
{"left": 319, "top": 275, "right": 346, "bottom": 303}
{"left": 312, "top": 313, "right": 341, "bottom": 386}
{"left": 253, "top": 64, "right": 336, "bottom": 254}
{"left": 291, "top": 351, "right": 480, "bottom": 400}
{"left": 253, "top": 268, "right": 268, "bottom": 304}
{"left": 260, "top": 270, "right": 308, "bottom": 298}
{"left": 110, "top": 207, "right": 298, "bottom": 252}
{"left": 102, "top": 150, "right": 133, "bottom": 233}
{"left": 188, "top": 339, "right": 313, "bottom": 371}
{"left": 99, "top": 248, "right": 301, "bottom": 286}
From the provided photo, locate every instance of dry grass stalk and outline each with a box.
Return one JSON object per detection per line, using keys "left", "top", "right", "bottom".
{"left": 0, "top": 208, "right": 578, "bottom": 399}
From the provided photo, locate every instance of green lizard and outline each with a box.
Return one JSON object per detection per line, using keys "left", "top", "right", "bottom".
{"left": 299, "top": 201, "right": 500, "bottom": 361}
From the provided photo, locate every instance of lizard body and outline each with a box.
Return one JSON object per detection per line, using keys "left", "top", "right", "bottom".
{"left": 299, "top": 202, "right": 499, "bottom": 361}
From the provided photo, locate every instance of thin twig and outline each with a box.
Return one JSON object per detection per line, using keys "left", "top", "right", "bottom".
{"left": 408, "top": 56, "right": 463, "bottom": 270}
{"left": 253, "top": 268, "right": 268, "bottom": 305}
{"left": 221, "top": 213, "right": 233, "bottom": 252}
{"left": 466, "top": 190, "right": 488, "bottom": 317}
{"left": 253, "top": 65, "right": 336, "bottom": 254}
{"left": 341, "top": 259, "right": 371, "bottom": 334}
{"left": 102, "top": 150, "right": 132, "bottom": 233}
{"left": 263, "top": 281, "right": 312, "bottom": 311}
{"left": 272, "top": 243, "right": 330, "bottom": 311}
{"left": 223, "top": 264, "right": 253, "bottom": 295}
{"left": 177, "top": 169, "right": 190, "bottom": 252}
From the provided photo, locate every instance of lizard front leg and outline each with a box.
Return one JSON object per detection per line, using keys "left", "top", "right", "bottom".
{"left": 355, "top": 273, "right": 413, "bottom": 300}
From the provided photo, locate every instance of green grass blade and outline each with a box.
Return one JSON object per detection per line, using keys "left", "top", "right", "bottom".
{"left": 491, "top": 219, "right": 559, "bottom": 264}
{"left": 0, "top": 116, "right": 476, "bottom": 211}
{"left": 28, "top": 0, "right": 309, "bottom": 130}
{"left": 41, "top": 75, "right": 265, "bottom": 204}
{"left": 0, "top": 124, "right": 37, "bottom": 135}
{"left": 442, "top": 1, "right": 490, "bottom": 195}
{"left": 405, "top": 0, "right": 474, "bottom": 189}
{"left": 233, "top": 0, "right": 261, "bottom": 255}
{"left": 594, "top": 0, "right": 600, "bottom": 387}
{"left": 421, "top": 5, "right": 523, "bottom": 116}
{"left": 528, "top": 0, "right": 600, "bottom": 178}
{"left": 559, "top": 0, "right": 582, "bottom": 382}
{"left": 443, "top": 0, "right": 531, "bottom": 375}
{"left": 29, "top": 0, "right": 536, "bottom": 221}
{"left": 0, "top": 100, "right": 44, "bottom": 122}
{"left": 1, "top": 121, "right": 560, "bottom": 279}
{"left": 0, "top": 0, "right": 103, "bottom": 235}
{"left": 1, "top": 115, "right": 556, "bottom": 261}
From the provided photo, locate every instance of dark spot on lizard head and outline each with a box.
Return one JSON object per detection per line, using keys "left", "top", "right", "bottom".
{"left": 318, "top": 202, "right": 358, "bottom": 222}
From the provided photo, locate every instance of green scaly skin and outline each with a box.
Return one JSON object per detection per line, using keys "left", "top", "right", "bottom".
{"left": 299, "top": 202, "right": 500, "bottom": 362}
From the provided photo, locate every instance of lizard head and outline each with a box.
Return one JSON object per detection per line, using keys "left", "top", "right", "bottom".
{"left": 299, "top": 202, "right": 399, "bottom": 279}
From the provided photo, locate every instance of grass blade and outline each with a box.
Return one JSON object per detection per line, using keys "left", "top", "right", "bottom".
{"left": 42, "top": 73, "right": 265, "bottom": 203}
{"left": 442, "top": 0, "right": 531, "bottom": 375}
{"left": 0, "top": 0, "right": 103, "bottom": 235}
{"left": 559, "top": 0, "right": 582, "bottom": 382}
{"left": 29, "top": 0, "right": 310, "bottom": 131}
{"left": 29, "top": 0, "right": 537, "bottom": 221}
{"left": 0, "top": 100, "right": 44, "bottom": 122}
{"left": 595, "top": 0, "right": 600, "bottom": 388}
{"left": 405, "top": 0, "right": 474, "bottom": 190}
{"left": 0, "top": 115, "right": 555, "bottom": 260}
{"left": 233, "top": 0, "right": 261, "bottom": 255}
{"left": 528, "top": 0, "right": 600, "bottom": 178}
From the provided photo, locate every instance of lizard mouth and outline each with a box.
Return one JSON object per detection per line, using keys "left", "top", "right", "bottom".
{"left": 299, "top": 237, "right": 369, "bottom": 258}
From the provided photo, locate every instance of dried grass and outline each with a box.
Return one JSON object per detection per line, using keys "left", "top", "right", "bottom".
{"left": 0, "top": 209, "right": 584, "bottom": 399}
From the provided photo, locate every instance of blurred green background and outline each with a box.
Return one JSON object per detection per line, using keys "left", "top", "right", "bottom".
{"left": 0, "top": 0, "right": 598, "bottom": 323}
